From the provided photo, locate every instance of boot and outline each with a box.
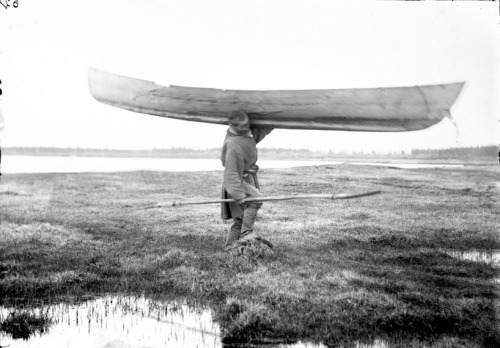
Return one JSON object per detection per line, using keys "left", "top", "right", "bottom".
{"left": 225, "top": 216, "right": 242, "bottom": 250}
{"left": 240, "top": 202, "right": 262, "bottom": 240}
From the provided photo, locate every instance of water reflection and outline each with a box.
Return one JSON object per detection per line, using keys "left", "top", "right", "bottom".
{"left": 0, "top": 296, "right": 219, "bottom": 348}
{"left": 0, "top": 296, "right": 339, "bottom": 348}
{"left": 0, "top": 296, "right": 394, "bottom": 348}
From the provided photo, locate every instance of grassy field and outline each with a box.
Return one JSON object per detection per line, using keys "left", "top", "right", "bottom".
{"left": 1, "top": 163, "right": 499, "bottom": 347}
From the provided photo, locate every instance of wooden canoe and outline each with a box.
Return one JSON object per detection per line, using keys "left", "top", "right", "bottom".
{"left": 88, "top": 68, "right": 464, "bottom": 132}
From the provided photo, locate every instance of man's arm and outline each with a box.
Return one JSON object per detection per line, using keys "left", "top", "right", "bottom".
{"left": 251, "top": 127, "right": 273, "bottom": 144}
{"left": 223, "top": 148, "right": 246, "bottom": 203}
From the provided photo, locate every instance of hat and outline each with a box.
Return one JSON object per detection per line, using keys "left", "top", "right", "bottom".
{"left": 228, "top": 110, "right": 249, "bottom": 126}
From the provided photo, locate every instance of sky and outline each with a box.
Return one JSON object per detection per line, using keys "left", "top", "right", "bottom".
{"left": 0, "top": 0, "right": 499, "bottom": 153}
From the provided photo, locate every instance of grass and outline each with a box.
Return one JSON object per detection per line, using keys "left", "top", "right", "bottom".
{"left": 0, "top": 163, "right": 499, "bottom": 347}
{"left": 0, "top": 311, "right": 52, "bottom": 340}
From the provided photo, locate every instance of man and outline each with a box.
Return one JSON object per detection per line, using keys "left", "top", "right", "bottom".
{"left": 220, "top": 110, "right": 272, "bottom": 251}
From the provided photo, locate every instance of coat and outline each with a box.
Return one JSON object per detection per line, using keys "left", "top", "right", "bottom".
{"left": 220, "top": 126, "right": 272, "bottom": 219}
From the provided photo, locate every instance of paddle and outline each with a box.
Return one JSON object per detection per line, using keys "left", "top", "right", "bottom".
{"left": 145, "top": 190, "right": 381, "bottom": 208}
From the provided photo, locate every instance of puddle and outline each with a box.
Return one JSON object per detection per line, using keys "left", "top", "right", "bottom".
{"left": 1, "top": 296, "right": 380, "bottom": 348}
{"left": 444, "top": 250, "right": 500, "bottom": 265}
{"left": 0, "top": 296, "right": 220, "bottom": 348}
{"left": 0, "top": 271, "right": 493, "bottom": 348}
{"left": 0, "top": 294, "right": 421, "bottom": 348}
{"left": 444, "top": 249, "right": 500, "bottom": 285}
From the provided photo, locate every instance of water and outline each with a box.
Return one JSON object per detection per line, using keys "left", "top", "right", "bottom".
{"left": 444, "top": 249, "right": 500, "bottom": 265}
{"left": 1, "top": 155, "right": 463, "bottom": 174}
{"left": 0, "top": 296, "right": 219, "bottom": 348}
{"left": 0, "top": 296, "right": 394, "bottom": 348}
{"left": 351, "top": 162, "right": 464, "bottom": 169}
{"left": 444, "top": 250, "right": 500, "bottom": 285}
{"left": 0, "top": 296, "right": 332, "bottom": 348}
{"left": 1, "top": 156, "right": 343, "bottom": 174}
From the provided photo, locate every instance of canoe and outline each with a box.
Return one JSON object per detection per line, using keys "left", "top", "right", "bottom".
{"left": 88, "top": 68, "right": 464, "bottom": 132}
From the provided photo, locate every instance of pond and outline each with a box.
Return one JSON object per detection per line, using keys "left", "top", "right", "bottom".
{"left": 1, "top": 156, "right": 342, "bottom": 174}
{"left": 1, "top": 155, "right": 463, "bottom": 174}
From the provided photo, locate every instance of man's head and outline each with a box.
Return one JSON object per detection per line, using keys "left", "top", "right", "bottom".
{"left": 228, "top": 109, "right": 250, "bottom": 135}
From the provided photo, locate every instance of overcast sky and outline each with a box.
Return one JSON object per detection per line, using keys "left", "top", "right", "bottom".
{"left": 0, "top": 0, "right": 499, "bottom": 153}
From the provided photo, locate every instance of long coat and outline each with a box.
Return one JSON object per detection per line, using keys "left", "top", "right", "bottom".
{"left": 220, "top": 127, "right": 272, "bottom": 219}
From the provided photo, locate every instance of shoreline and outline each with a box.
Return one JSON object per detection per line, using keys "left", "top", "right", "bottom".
{"left": 2, "top": 146, "right": 496, "bottom": 165}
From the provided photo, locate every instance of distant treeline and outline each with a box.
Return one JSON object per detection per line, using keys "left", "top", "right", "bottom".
{"left": 2, "top": 145, "right": 497, "bottom": 161}
{"left": 3, "top": 146, "right": 222, "bottom": 158}
{"left": 410, "top": 145, "right": 497, "bottom": 160}
{"left": 2, "top": 146, "right": 326, "bottom": 159}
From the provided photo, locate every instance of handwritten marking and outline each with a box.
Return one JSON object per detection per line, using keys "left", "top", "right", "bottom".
{"left": 0, "top": 0, "right": 18, "bottom": 9}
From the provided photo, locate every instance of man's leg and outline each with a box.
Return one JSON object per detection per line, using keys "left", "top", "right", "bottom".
{"left": 225, "top": 215, "right": 242, "bottom": 249}
{"left": 241, "top": 201, "right": 263, "bottom": 238}
{"left": 240, "top": 182, "right": 263, "bottom": 239}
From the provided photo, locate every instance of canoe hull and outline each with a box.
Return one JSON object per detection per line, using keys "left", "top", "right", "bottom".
{"left": 88, "top": 68, "right": 464, "bottom": 132}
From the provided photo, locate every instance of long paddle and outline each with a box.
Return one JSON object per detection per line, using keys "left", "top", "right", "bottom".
{"left": 146, "top": 190, "right": 381, "bottom": 208}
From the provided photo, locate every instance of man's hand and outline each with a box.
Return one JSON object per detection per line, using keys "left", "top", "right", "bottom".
{"left": 234, "top": 197, "right": 246, "bottom": 204}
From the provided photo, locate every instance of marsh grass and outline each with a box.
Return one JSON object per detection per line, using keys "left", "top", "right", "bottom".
{"left": 1, "top": 164, "right": 499, "bottom": 347}
{"left": 0, "top": 311, "right": 52, "bottom": 339}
